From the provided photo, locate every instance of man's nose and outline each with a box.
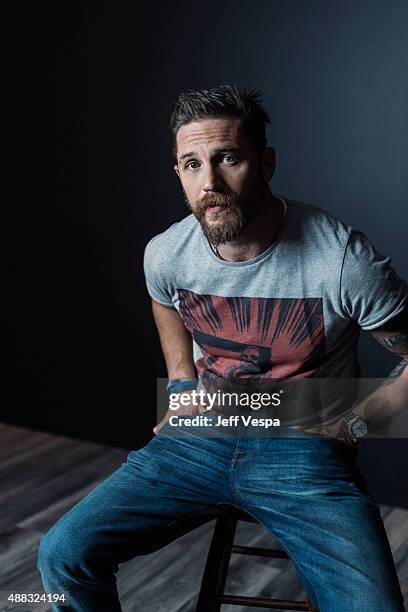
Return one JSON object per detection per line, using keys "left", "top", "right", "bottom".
{"left": 202, "top": 164, "right": 224, "bottom": 192}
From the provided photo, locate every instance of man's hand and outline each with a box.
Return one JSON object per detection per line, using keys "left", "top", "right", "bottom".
{"left": 153, "top": 390, "right": 209, "bottom": 435}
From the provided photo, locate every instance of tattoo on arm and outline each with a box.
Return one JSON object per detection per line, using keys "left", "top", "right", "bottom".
{"left": 380, "top": 358, "right": 408, "bottom": 386}
{"left": 373, "top": 331, "right": 408, "bottom": 355}
{"left": 371, "top": 311, "right": 408, "bottom": 386}
{"left": 370, "top": 304, "right": 408, "bottom": 355}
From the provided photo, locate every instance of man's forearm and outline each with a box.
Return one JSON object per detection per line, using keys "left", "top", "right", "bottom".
{"left": 353, "top": 358, "right": 408, "bottom": 428}
{"left": 151, "top": 299, "right": 196, "bottom": 380}
{"left": 168, "top": 359, "right": 196, "bottom": 380}
{"left": 354, "top": 309, "right": 408, "bottom": 429}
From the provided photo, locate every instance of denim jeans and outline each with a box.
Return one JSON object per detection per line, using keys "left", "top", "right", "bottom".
{"left": 37, "top": 415, "right": 405, "bottom": 611}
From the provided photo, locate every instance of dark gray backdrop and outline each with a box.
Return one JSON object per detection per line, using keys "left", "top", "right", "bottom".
{"left": 15, "top": 0, "right": 408, "bottom": 505}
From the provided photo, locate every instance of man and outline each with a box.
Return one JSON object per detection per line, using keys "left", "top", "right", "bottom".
{"left": 38, "top": 85, "right": 408, "bottom": 611}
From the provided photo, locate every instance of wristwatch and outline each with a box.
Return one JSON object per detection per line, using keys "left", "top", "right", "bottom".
{"left": 343, "top": 412, "right": 368, "bottom": 439}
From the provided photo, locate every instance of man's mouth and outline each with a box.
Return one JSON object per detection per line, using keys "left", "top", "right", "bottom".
{"left": 206, "top": 205, "right": 228, "bottom": 213}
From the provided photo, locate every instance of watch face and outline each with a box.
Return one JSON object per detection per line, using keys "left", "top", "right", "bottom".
{"left": 350, "top": 418, "right": 368, "bottom": 438}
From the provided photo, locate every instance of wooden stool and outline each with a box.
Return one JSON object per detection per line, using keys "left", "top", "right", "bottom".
{"left": 196, "top": 510, "right": 319, "bottom": 611}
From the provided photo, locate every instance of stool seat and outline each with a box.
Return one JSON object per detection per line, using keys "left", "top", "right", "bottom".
{"left": 196, "top": 513, "right": 319, "bottom": 611}
{"left": 225, "top": 507, "right": 259, "bottom": 523}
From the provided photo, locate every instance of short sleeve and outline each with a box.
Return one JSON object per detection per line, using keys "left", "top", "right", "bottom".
{"left": 143, "top": 235, "right": 174, "bottom": 307}
{"left": 340, "top": 230, "right": 408, "bottom": 331}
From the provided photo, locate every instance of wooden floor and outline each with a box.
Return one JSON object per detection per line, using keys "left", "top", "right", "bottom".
{"left": 0, "top": 422, "right": 407, "bottom": 612}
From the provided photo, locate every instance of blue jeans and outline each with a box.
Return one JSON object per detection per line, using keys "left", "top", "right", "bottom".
{"left": 37, "top": 415, "right": 405, "bottom": 611}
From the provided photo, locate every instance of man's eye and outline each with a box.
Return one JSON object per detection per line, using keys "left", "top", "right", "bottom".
{"left": 224, "top": 155, "right": 238, "bottom": 164}
{"left": 185, "top": 161, "right": 200, "bottom": 169}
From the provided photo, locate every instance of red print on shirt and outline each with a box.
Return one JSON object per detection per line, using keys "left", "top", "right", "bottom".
{"left": 177, "top": 289, "right": 325, "bottom": 382}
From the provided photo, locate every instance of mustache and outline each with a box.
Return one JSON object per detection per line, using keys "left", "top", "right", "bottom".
{"left": 195, "top": 192, "right": 239, "bottom": 212}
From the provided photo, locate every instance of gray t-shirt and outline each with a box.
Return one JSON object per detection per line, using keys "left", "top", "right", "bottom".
{"left": 143, "top": 196, "right": 408, "bottom": 424}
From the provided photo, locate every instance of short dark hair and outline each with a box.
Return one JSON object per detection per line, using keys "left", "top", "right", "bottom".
{"left": 169, "top": 84, "right": 270, "bottom": 160}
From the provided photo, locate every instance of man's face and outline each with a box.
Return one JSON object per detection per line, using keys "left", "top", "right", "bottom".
{"left": 173, "top": 117, "right": 274, "bottom": 245}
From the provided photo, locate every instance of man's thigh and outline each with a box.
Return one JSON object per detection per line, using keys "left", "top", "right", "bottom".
{"left": 40, "top": 429, "right": 233, "bottom": 569}
{"left": 234, "top": 438, "right": 405, "bottom": 612}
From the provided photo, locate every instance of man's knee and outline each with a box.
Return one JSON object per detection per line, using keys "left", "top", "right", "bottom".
{"left": 37, "top": 520, "right": 83, "bottom": 576}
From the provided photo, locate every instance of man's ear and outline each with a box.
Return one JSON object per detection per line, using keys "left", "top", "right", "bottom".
{"left": 262, "top": 147, "right": 276, "bottom": 182}
{"left": 173, "top": 164, "right": 180, "bottom": 179}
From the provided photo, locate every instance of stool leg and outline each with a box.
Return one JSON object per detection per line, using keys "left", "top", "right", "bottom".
{"left": 195, "top": 517, "right": 237, "bottom": 612}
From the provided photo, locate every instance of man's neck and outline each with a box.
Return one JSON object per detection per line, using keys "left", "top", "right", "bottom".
{"left": 215, "top": 189, "right": 284, "bottom": 262}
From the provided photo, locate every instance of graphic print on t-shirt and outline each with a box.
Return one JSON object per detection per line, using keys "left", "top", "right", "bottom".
{"left": 177, "top": 289, "right": 325, "bottom": 382}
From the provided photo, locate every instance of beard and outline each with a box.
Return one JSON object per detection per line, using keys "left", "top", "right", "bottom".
{"left": 184, "top": 184, "right": 265, "bottom": 246}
